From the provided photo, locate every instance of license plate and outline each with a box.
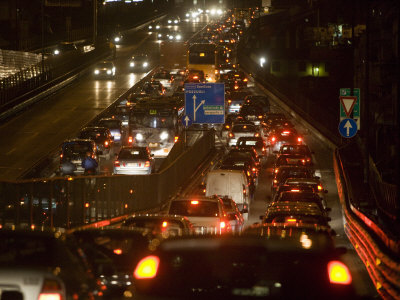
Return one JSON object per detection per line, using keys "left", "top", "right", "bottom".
{"left": 127, "top": 163, "right": 138, "bottom": 167}
{"left": 149, "top": 143, "right": 159, "bottom": 148}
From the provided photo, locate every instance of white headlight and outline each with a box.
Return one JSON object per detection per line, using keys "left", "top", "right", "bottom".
{"left": 176, "top": 35, "right": 182, "bottom": 40}
{"left": 107, "top": 70, "right": 112, "bottom": 74}
{"left": 158, "top": 34, "right": 162, "bottom": 37}
{"left": 143, "top": 62, "right": 148, "bottom": 67}
{"left": 174, "top": 20, "right": 178, "bottom": 24}
{"left": 168, "top": 20, "right": 172, "bottom": 23}
{"left": 149, "top": 25, "right": 152, "bottom": 29}
{"left": 94, "top": 69, "right": 99, "bottom": 74}
{"left": 156, "top": 25, "right": 160, "bottom": 29}
{"left": 160, "top": 132, "right": 169, "bottom": 140}
{"left": 136, "top": 133, "right": 144, "bottom": 141}
{"left": 169, "top": 36, "right": 173, "bottom": 40}
{"left": 130, "top": 62, "right": 134, "bottom": 67}
{"left": 114, "top": 37, "right": 120, "bottom": 42}
{"left": 54, "top": 49, "right": 60, "bottom": 55}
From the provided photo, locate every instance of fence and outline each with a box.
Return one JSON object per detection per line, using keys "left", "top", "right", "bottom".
{"left": 0, "top": 129, "right": 215, "bottom": 229}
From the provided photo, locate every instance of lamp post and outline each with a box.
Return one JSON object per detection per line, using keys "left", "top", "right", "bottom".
{"left": 93, "top": 0, "right": 98, "bottom": 44}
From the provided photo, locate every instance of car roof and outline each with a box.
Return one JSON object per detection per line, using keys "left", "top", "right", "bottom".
{"left": 267, "top": 201, "right": 323, "bottom": 215}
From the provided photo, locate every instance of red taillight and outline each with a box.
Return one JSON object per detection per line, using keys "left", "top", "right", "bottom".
{"left": 297, "top": 137, "right": 303, "bottom": 143}
{"left": 144, "top": 161, "right": 150, "bottom": 167}
{"left": 258, "top": 115, "right": 263, "bottom": 119}
{"left": 134, "top": 256, "right": 160, "bottom": 279}
{"left": 162, "top": 221, "right": 168, "bottom": 228}
{"left": 243, "top": 78, "right": 248, "bottom": 82}
{"left": 318, "top": 185, "right": 323, "bottom": 191}
{"left": 254, "top": 133, "right": 260, "bottom": 137}
{"left": 114, "top": 160, "right": 120, "bottom": 167}
{"left": 60, "top": 154, "right": 63, "bottom": 159}
{"left": 38, "top": 279, "right": 63, "bottom": 300}
{"left": 328, "top": 261, "right": 352, "bottom": 285}
{"left": 104, "top": 141, "right": 109, "bottom": 147}
{"left": 191, "top": 200, "right": 199, "bottom": 205}
{"left": 114, "top": 248, "right": 123, "bottom": 255}
{"left": 229, "top": 132, "right": 234, "bottom": 138}
{"left": 252, "top": 167, "right": 256, "bottom": 172}
{"left": 282, "top": 131, "right": 290, "bottom": 135}
{"left": 128, "top": 136, "right": 133, "bottom": 144}
{"left": 234, "top": 85, "right": 239, "bottom": 90}
{"left": 174, "top": 136, "right": 179, "bottom": 143}
{"left": 290, "top": 189, "right": 300, "bottom": 192}
{"left": 271, "top": 136, "right": 276, "bottom": 142}
{"left": 243, "top": 188, "right": 246, "bottom": 195}
{"left": 220, "top": 221, "right": 226, "bottom": 229}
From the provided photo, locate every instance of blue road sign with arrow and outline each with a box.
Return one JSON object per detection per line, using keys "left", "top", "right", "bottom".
{"left": 181, "top": 115, "right": 192, "bottom": 127}
{"left": 184, "top": 83, "right": 225, "bottom": 124}
{"left": 338, "top": 118, "right": 357, "bottom": 138}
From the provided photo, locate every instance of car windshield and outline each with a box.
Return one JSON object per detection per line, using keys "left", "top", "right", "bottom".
{"left": 99, "top": 120, "right": 120, "bottom": 129}
{"left": 281, "top": 145, "right": 310, "bottom": 155}
{"left": 96, "top": 62, "right": 113, "bottom": 68}
{"left": 118, "top": 148, "right": 148, "bottom": 160}
{"left": 169, "top": 201, "right": 219, "bottom": 217}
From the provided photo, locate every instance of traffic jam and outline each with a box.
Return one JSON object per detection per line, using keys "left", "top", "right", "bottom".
{"left": 1, "top": 7, "right": 373, "bottom": 300}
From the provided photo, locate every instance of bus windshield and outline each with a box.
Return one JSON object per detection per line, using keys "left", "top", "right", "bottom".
{"left": 130, "top": 111, "right": 177, "bottom": 129}
{"left": 188, "top": 51, "right": 215, "bottom": 64}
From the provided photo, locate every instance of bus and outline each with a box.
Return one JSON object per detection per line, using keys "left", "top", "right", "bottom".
{"left": 187, "top": 43, "right": 218, "bottom": 82}
{"left": 127, "top": 97, "right": 184, "bottom": 157}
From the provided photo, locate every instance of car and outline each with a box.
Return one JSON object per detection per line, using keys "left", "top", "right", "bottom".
{"left": 185, "top": 69, "right": 206, "bottom": 83}
{"left": 148, "top": 21, "right": 161, "bottom": 32}
{"left": 167, "top": 31, "right": 183, "bottom": 41}
{"left": 271, "top": 165, "right": 315, "bottom": 196}
{"left": 113, "top": 105, "right": 131, "bottom": 127}
{"left": 59, "top": 138, "right": 98, "bottom": 175}
{"left": 274, "top": 143, "right": 314, "bottom": 165}
{"left": 0, "top": 228, "right": 103, "bottom": 299}
{"left": 165, "top": 15, "right": 180, "bottom": 25}
{"left": 220, "top": 196, "right": 245, "bottom": 233}
{"left": 261, "top": 201, "right": 331, "bottom": 227}
{"left": 236, "top": 136, "right": 267, "bottom": 157}
{"left": 275, "top": 190, "right": 329, "bottom": 211}
{"left": 163, "top": 196, "right": 231, "bottom": 234}
{"left": 78, "top": 126, "right": 114, "bottom": 158}
{"left": 285, "top": 177, "right": 328, "bottom": 200}
{"left": 111, "top": 31, "right": 123, "bottom": 44}
{"left": 93, "top": 61, "right": 116, "bottom": 78}
{"left": 244, "top": 94, "right": 270, "bottom": 113}
{"left": 226, "top": 90, "right": 251, "bottom": 113}
{"left": 52, "top": 42, "right": 78, "bottom": 56}
{"left": 239, "top": 103, "right": 265, "bottom": 125}
{"left": 113, "top": 146, "right": 155, "bottom": 175}
{"left": 151, "top": 70, "right": 173, "bottom": 88}
{"left": 121, "top": 214, "right": 195, "bottom": 236}
{"left": 266, "top": 127, "right": 303, "bottom": 154}
{"left": 139, "top": 81, "right": 165, "bottom": 96}
{"left": 272, "top": 153, "right": 310, "bottom": 174}
{"left": 73, "top": 228, "right": 154, "bottom": 299}
{"left": 133, "top": 234, "right": 356, "bottom": 300}
{"left": 157, "top": 27, "right": 172, "bottom": 40}
{"left": 128, "top": 54, "right": 150, "bottom": 71}
{"left": 97, "top": 118, "right": 123, "bottom": 143}
{"left": 228, "top": 123, "right": 260, "bottom": 147}
{"left": 227, "top": 147, "right": 261, "bottom": 171}
{"left": 226, "top": 70, "right": 248, "bottom": 87}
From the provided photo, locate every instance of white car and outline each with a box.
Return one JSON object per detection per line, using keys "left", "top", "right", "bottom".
{"left": 93, "top": 61, "right": 116, "bottom": 78}
{"left": 114, "top": 146, "right": 155, "bottom": 175}
{"left": 227, "top": 123, "right": 260, "bottom": 147}
{"left": 165, "top": 196, "right": 231, "bottom": 235}
{"left": 0, "top": 269, "right": 67, "bottom": 300}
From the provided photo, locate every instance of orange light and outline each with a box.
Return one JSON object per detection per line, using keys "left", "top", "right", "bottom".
{"left": 243, "top": 78, "right": 248, "bottom": 82}
{"left": 243, "top": 189, "right": 246, "bottom": 195}
{"left": 273, "top": 179, "right": 278, "bottom": 184}
{"left": 85, "top": 203, "right": 89, "bottom": 208}
{"left": 31, "top": 224, "right": 35, "bottom": 230}
{"left": 274, "top": 169, "right": 279, "bottom": 174}
{"left": 202, "top": 189, "right": 206, "bottom": 193}
{"left": 286, "top": 218, "right": 297, "bottom": 222}
{"left": 318, "top": 185, "right": 323, "bottom": 191}
{"left": 144, "top": 161, "right": 150, "bottom": 167}
{"left": 104, "top": 141, "right": 109, "bottom": 147}
{"left": 252, "top": 167, "right": 256, "bottom": 172}
{"left": 38, "top": 293, "right": 62, "bottom": 300}
{"left": 271, "top": 136, "right": 276, "bottom": 142}
{"left": 298, "top": 137, "right": 303, "bottom": 143}
{"left": 113, "top": 248, "right": 123, "bottom": 255}
{"left": 328, "top": 261, "right": 352, "bottom": 285}
{"left": 290, "top": 189, "right": 300, "bottom": 192}
{"left": 128, "top": 136, "right": 133, "bottom": 143}
{"left": 134, "top": 256, "right": 160, "bottom": 279}
{"left": 174, "top": 136, "right": 179, "bottom": 143}
{"left": 114, "top": 160, "right": 120, "bottom": 167}
{"left": 258, "top": 115, "right": 263, "bottom": 119}
{"left": 220, "top": 221, "right": 226, "bottom": 229}
{"left": 162, "top": 221, "right": 168, "bottom": 228}
{"left": 254, "top": 133, "right": 260, "bottom": 137}
{"left": 191, "top": 200, "right": 199, "bottom": 205}
{"left": 228, "top": 99, "right": 232, "bottom": 104}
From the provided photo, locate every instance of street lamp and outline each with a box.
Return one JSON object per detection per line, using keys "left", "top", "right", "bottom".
{"left": 259, "top": 57, "right": 266, "bottom": 67}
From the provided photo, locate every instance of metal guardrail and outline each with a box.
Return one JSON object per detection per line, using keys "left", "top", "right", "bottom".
{"left": 0, "top": 130, "right": 215, "bottom": 229}
{"left": 334, "top": 148, "right": 400, "bottom": 299}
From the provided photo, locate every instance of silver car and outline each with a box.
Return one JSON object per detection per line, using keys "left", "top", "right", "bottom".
{"left": 113, "top": 146, "right": 155, "bottom": 175}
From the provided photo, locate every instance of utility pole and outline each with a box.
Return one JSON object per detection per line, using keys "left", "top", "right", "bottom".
{"left": 93, "top": 0, "right": 97, "bottom": 44}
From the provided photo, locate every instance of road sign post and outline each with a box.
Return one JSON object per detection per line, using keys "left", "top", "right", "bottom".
{"left": 184, "top": 83, "right": 225, "bottom": 124}
{"left": 339, "top": 118, "right": 358, "bottom": 138}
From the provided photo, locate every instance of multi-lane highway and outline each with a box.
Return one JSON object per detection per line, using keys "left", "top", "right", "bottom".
{"left": 0, "top": 11, "right": 378, "bottom": 299}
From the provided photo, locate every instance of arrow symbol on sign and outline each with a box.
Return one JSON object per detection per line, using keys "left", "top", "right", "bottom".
{"left": 193, "top": 94, "right": 205, "bottom": 121}
{"left": 344, "top": 120, "right": 352, "bottom": 136}
{"left": 184, "top": 115, "right": 190, "bottom": 126}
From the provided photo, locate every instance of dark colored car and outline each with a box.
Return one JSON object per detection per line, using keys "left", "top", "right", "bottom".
{"left": 129, "top": 54, "right": 150, "bottom": 71}
{"left": 133, "top": 233, "right": 356, "bottom": 300}
{"left": 78, "top": 126, "right": 114, "bottom": 158}
{"left": 274, "top": 144, "right": 314, "bottom": 165}
{"left": 0, "top": 229, "right": 103, "bottom": 299}
{"left": 271, "top": 165, "right": 315, "bottom": 195}
{"left": 73, "top": 228, "right": 154, "bottom": 299}
{"left": 236, "top": 136, "right": 267, "bottom": 157}
{"left": 97, "top": 118, "right": 123, "bottom": 143}
{"left": 59, "top": 138, "right": 98, "bottom": 175}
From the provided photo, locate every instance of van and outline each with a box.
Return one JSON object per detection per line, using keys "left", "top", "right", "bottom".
{"left": 205, "top": 169, "right": 250, "bottom": 220}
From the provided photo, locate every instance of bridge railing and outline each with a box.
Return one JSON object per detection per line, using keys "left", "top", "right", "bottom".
{"left": 0, "top": 129, "right": 215, "bottom": 229}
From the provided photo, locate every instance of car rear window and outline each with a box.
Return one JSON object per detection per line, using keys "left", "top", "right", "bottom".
{"left": 99, "top": 120, "right": 120, "bottom": 129}
{"left": 232, "top": 124, "right": 256, "bottom": 132}
{"left": 169, "top": 201, "right": 219, "bottom": 217}
{"left": 63, "top": 142, "right": 92, "bottom": 154}
{"left": 118, "top": 149, "right": 147, "bottom": 159}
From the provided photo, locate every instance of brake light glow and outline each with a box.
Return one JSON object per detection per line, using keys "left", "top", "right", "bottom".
{"left": 252, "top": 167, "right": 256, "bottom": 172}
{"left": 162, "top": 221, "right": 168, "bottom": 228}
{"left": 38, "top": 279, "right": 63, "bottom": 300}
{"left": 243, "top": 189, "right": 246, "bottom": 195}
{"left": 220, "top": 221, "right": 226, "bottom": 229}
{"left": 104, "top": 141, "right": 109, "bottom": 147}
{"left": 274, "top": 169, "right": 278, "bottom": 174}
{"left": 191, "top": 200, "right": 199, "bottom": 205}
{"left": 318, "top": 185, "right": 323, "bottom": 191}
{"left": 290, "top": 189, "right": 300, "bottom": 192}
{"left": 297, "top": 137, "right": 303, "bottom": 143}
{"left": 144, "top": 161, "right": 150, "bottom": 167}
{"left": 174, "top": 136, "right": 179, "bottom": 143}
{"left": 258, "top": 115, "right": 263, "bottom": 119}
{"left": 271, "top": 136, "right": 276, "bottom": 142}
{"left": 328, "top": 261, "right": 352, "bottom": 285}
{"left": 114, "top": 160, "right": 120, "bottom": 167}
{"left": 286, "top": 218, "right": 297, "bottom": 222}
{"left": 243, "top": 78, "right": 248, "bottom": 82}
{"left": 282, "top": 131, "right": 290, "bottom": 135}
{"left": 114, "top": 248, "right": 123, "bottom": 255}
{"left": 229, "top": 132, "right": 234, "bottom": 138}
{"left": 234, "top": 85, "right": 239, "bottom": 90}
{"left": 254, "top": 133, "right": 259, "bottom": 137}
{"left": 128, "top": 136, "right": 133, "bottom": 144}
{"left": 134, "top": 256, "right": 160, "bottom": 279}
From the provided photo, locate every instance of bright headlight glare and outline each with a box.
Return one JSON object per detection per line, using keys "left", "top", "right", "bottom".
{"left": 176, "top": 35, "right": 182, "bottom": 40}
{"left": 107, "top": 70, "right": 112, "bottom": 74}
{"left": 160, "top": 132, "right": 169, "bottom": 140}
{"left": 143, "top": 62, "right": 148, "bottom": 67}
{"left": 130, "top": 62, "right": 134, "bottom": 67}
{"left": 54, "top": 50, "right": 60, "bottom": 55}
{"left": 94, "top": 69, "right": 99, "bottom": 74}
{"left": 136, "top": 133, "right": 144, "bottom": 141}
{"left": 114, "top": 37, "right": 120, "bottom": 42}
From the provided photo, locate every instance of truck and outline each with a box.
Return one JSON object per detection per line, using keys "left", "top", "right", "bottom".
{"left": 159, "top": 41, "right": 188, "bottom": 69}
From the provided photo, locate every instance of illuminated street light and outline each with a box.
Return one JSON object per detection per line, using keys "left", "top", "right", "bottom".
{"left": 259, "top": 57, "right": 266, "bottom": 67}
